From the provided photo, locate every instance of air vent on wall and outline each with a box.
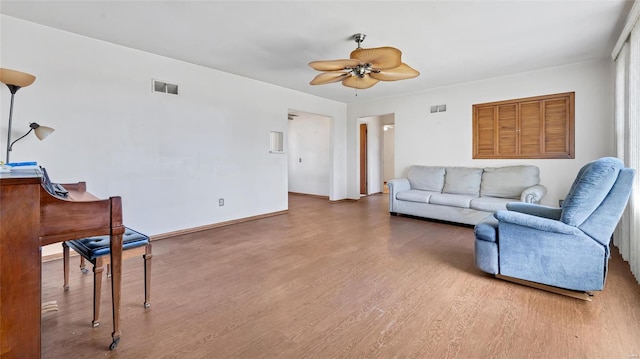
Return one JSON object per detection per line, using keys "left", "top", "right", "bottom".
{"left": 153, "top": 79, "right": 179, "bottom": 95}
{"left": 430, "top": 104, "right": 446, "bottom": 113}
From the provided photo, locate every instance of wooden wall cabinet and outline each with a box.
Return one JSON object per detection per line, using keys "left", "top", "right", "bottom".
{"left": 473, "top": 92, "right": 575, "bottom": 159}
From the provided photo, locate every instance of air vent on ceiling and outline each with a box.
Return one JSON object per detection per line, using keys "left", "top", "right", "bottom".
{"left": 153, "top": 79, "right": 179, "bottom": 95}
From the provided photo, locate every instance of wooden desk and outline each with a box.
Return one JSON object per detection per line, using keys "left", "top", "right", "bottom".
{"left": 0, "top": 169, "right": 124, "bottom": 358}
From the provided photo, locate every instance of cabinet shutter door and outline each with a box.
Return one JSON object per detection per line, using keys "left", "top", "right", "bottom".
{"left": 474, "top": 106, "right": 496, "bottom": 157}
{"left": 520, "top": 101, "right": 542, "bottom": 155}
{"left": 497, "top": 104, "right": 517, "bottom": 155}
{"left": 544, "top": 97, "right": 572, "bottom": 156}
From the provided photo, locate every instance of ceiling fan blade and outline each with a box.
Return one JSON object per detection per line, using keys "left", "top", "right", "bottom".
{"left": 370, "top": 63, "right": 420, "bottom": 81}
{"left": 310, "top": 72, "right": 351, "bottom": 85}
{"left": 309, "top": 59, "right": 361, "bottom": 71}
{"left": 342, "top": 75, "right": 379, "bottom": 89}
{"left": 350, "top": 47, "right": 401, "bottom": 70}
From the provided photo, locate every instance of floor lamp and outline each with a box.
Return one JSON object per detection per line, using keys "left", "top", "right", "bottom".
{"left": 0, "top": 68, "right": 53, "bottom": 164}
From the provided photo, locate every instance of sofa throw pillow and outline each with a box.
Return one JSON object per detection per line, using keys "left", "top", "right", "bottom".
{"left": 480, "top": 165, "right": 540, "bottom": 199}
{"left": 442, "top": 167, "right": 483, "bottom": 195}
{"left": 407, "top": 166, "right": 445, "bottom": 192}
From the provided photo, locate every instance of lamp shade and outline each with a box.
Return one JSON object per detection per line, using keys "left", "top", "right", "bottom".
{"left": 33, "top": 125, "right": 54, "bottom": 140}
{"left": 0, "top": 68, "right": 36, "bottom": 87}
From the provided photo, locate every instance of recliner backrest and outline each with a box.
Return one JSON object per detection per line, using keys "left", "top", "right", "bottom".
{"left": 560, "top": 157, "right": 623, "bottom": 227}
{"left": 578, "top": 168, "right": 635, "bottom": 246}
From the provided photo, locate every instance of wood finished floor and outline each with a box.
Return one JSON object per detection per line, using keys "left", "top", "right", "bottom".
{"left": 41, "top": 194, "right": 640, "bottom": 358}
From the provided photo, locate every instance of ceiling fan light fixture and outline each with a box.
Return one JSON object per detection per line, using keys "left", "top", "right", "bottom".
{"left": 342, "top": 75, "right": 379, "bottom": 89}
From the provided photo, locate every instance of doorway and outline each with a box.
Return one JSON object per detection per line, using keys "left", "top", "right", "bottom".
{"left": 288, "top": 110, "right": 331, "bottom": 197}
{"left": 360, "top": 123, "right": 367, "bottom": 195}
{"left": 358, "top": 114, "right": 395, "bottom": 196}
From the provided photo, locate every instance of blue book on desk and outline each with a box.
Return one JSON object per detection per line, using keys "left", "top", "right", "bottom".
{"left": 6, "top": 162, "right": 39, "bottom": 171}
{"left": 7, "top": 161, "right": 38, "bottom": 167}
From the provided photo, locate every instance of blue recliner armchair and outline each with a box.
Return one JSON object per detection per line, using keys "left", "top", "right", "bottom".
{"left": 474, "top": 157, "right": 635, "bottom": 298}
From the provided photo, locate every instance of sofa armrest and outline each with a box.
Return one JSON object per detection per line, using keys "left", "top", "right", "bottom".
{"left": 387, "top": 178, "right": 410, "bottom": 212}
{"left": 506, "top": 202, "right": 562, "bottom": 220}
{"left": 520, "top": 184, "right": 547, "bottom": 203}
{"left": 495, "top": 210, "right": 580, "bottom": 235}
{"left": 388, "top": 178, "right": 410, "bottom": 193}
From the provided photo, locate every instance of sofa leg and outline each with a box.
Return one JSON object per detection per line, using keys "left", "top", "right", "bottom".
{"left": 496, "top": 274, "right": 593, "bottom": 301}
{"left": 390, "top": 212, "right": 397, "bottom": 216}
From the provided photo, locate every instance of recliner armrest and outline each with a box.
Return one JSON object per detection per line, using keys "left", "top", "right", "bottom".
{"left": 520, "top": 184, "right": 547, "bottom": 203}
{"left": 495, "top": 210, "right": 581, "bottom": 235}
{"left": 506, "top": 202, "right": 562, "bottom": 220}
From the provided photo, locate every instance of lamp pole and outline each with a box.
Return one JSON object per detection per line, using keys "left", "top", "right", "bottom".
{"left": 5, "top": 84, "right": 21, "bottom": 163}
{"left": 1, "top": 69, "right": 36, "bottom": 164}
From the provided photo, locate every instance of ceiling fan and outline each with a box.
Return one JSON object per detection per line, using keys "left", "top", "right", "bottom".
{"left": 308, "top": 33, "right": 420, "bottom": 90}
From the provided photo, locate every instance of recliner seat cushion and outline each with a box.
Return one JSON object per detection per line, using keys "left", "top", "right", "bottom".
{"left": 407, "top": 166, "right": 445, "bottom": 192}
{"left": 443, "top": 167, "right": 483, "bottom": 195}
{"left": 480, "top": 165, "right": 540, "bottom": 199}
{"left": 475, "top": 221, "right": 498, "bottom": 243}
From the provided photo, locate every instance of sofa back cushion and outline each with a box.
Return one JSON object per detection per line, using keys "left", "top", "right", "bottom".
{"left": 443, "top": 167, "right": 483, "bottom": 195}
{"left": 480, "top": 165, "right": 540, "bottom": 199}
{"left": 407, "top": 166, "right": 445, "bottom": 192}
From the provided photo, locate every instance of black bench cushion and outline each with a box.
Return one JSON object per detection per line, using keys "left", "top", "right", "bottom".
{"left": 66, "top": 227, "right": 149, "bottom": 260}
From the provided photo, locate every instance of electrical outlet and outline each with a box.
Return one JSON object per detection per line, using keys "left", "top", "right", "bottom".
{"left": 218, "top": 198, "right": 224, "bottom": 206}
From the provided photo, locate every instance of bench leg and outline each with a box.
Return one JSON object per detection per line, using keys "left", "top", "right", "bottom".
{"left": 80, "top": 256, "right": 88, "bottom": 274}
{"left": 63, "top": 242, "right": 70, "bottom": 291}
{"left": 143, "top": 243, "right": 153, "bottom": 309}
{"left": 92, "top": 258, "right": 104, "bottom": 327}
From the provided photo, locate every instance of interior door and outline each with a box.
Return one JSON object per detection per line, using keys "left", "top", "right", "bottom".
{"left": 360, "top": 123, "right": 367, "bottom": 195}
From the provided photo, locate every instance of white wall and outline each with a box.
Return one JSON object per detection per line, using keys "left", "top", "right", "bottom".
{"left": 0, "top": 16, "right": 347, "bottom": 256}
{"left": 347, "top": 60, "right": 615, "bottom": 206}
{"left": 287, "top": 113, "right": 331, "bottom": 196}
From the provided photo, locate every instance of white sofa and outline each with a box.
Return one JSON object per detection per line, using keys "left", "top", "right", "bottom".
{"left": 387, "top": 165, "right": 547, "bottom": 225}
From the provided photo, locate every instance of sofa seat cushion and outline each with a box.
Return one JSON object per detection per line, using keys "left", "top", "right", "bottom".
{"left": 443, "top": 167, "right": 483, "bottom": 195}
{"left": 429, "top": 193, "right": 476, "bottom": 208}
{"left": 480, "top": 165, "right": 540, "bottom": 199}
{"left": 396, "top": 189, "right": 439, "bottom": 203}
{"left": 470, "top": 197, "right": 512, "bottom": 212}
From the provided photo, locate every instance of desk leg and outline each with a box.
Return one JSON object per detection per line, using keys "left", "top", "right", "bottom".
{"left": 109, "top": 231, "right": 123, "bottom": 350}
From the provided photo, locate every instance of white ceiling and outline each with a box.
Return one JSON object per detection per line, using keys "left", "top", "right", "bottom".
{"left": 0, "top": 1, "right": 633, "bottom": 104}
